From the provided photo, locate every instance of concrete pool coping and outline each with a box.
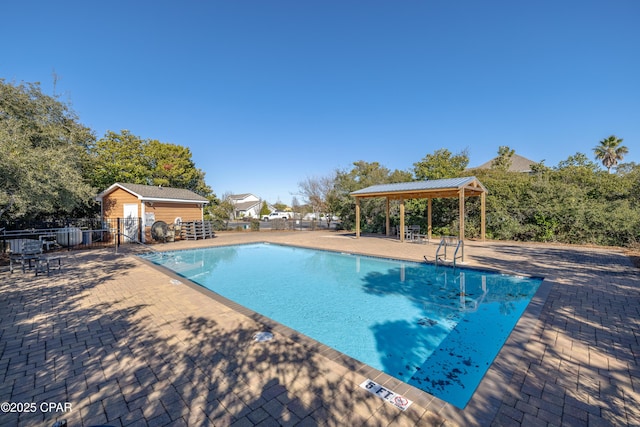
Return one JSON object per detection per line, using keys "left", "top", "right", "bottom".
{"left": 1, "top": 230, "right": 638, "bottom": 426}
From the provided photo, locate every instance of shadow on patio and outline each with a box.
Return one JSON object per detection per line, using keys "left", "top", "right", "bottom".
{"left": 0, "top": 249, "right": 440, "bottom": 426}
{"left": 470, "top": 243, "right": 640, "bottom": 426}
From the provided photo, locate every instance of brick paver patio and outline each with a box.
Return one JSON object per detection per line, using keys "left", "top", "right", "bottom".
{"left": 1, "top": 231, "right": 638, "bottom": 426}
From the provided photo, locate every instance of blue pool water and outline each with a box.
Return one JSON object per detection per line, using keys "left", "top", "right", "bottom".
{"left": 141, "top": 243, "right": 541, "bottom": 408}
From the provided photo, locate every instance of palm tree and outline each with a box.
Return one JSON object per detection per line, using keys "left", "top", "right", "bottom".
{"left": 593, "top": 135, "right": 628, "bottom": 173}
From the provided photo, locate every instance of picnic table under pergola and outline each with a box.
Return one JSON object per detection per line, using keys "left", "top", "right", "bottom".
{"left": 350, "top": 176, "right": 487, "bottom": 242}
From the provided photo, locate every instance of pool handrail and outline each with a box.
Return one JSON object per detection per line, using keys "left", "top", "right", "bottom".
{"left": 435, "top": 236, "right": 464, "bottom": 267}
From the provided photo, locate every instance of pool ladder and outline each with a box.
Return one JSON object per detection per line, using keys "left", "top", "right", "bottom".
{"left": 434, "top": 236, "right": 464, "bottom": 268}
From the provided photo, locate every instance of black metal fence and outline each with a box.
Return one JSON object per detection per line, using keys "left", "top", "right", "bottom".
{"left": 226, "top": 219, "right": 341, "bottom": 231}
{"left": 1, "top": 218, "right": 142, "bottom": 254}
{"left": 1, "top": 216, "right": 341, "bottom": 254}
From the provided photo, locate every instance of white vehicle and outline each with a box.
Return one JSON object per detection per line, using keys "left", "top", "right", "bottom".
{"left": 262, "top": 211, "right": 292, "bottom": 221}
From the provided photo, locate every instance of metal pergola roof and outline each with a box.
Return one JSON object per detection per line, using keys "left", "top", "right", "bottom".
{"left": 350, "top": 176, "right": 487, "bottom": 199}
{"left": 350, "top": 176, "right": 487, "bottom": 243}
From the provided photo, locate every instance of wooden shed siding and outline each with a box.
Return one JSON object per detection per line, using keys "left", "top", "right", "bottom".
{"left": 144, "top": 203, "right": 203, "bottom": 242}
{"left": 102, "top": 188, "right": 140, "bottom": 220}
{"left": 145, "top": 202, "right": 203, "bottom": 224}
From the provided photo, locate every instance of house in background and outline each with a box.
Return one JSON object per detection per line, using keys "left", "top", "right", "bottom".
{"left": 470, "top": 153, "right": 538, "bottom": 173}
{"left": 228, "top": 193, "right": 272, "bottom": 219}
{"left": 96, "top": 183, "right": 209, "bottom": 242}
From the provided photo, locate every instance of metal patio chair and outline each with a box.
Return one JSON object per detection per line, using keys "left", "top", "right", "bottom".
{"left": 9, "top": 239, "right": 43, "bottom": 273}
{"left": 9, "top": 239, "right": 63, "bottom": 276}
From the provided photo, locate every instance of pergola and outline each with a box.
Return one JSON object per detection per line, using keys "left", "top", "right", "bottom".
{"left": 350, "top": 176, "right": 487, "bottom": 242}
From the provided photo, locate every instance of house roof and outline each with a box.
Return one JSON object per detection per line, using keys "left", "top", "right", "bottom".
{"left": 233, "top": 200, "right": 261, "bottom": 211}
{"left": 350, "top": 176, "right": 486, "bottom": 199}
{"left": 96, "top": 183, "right": 209, "bottom": 204}
{"left": 471, "top": 153, "right": 538, "bottom": 172}
{"left": 229, "top": 193, "right": 253, "bottom": 200}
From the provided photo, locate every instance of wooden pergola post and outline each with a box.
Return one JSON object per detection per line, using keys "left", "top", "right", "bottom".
{"left": 481, "top": 191, "right": 486, "bottom": 241}
{"left": 427, "top": 198, "right": 432, "bottom": 240}
{"left": 385, "top": 198, "right": 390, "bottom": 237}
{"left": 355, "top": 198, "right": 361, "bottom": 238}
{"left": 459, "top": 188, "right": 465, "bottom": 241}
{"left": 399, "top": 198, "right": 405, "bottom": 242}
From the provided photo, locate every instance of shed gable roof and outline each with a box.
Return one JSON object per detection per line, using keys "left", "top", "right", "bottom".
{"left": 96, "top": 183, "right": 209, "bottom": 203}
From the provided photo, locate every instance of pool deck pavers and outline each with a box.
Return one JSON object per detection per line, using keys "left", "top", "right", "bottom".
{"left": 1, "top": 230, "right": 638, "bottom": 426}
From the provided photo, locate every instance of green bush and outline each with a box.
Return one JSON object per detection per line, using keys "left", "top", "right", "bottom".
{"left": 328, "top": 154, "right": 640, "bottom": 247}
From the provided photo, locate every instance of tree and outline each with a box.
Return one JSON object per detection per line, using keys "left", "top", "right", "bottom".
{"left": 413, "top": 148, "right": 469, "bottom": 180}
{"left": 616, "top": 162, "right": 639, "bottom": 175}
{"left": 206, "top": 192, "right": 234, "bottom": 228}
{"left": 553, "top": 153, "right": 601, "bottom": 188}
{"left": 297, "top": 175, "right": 338, "bottom": 226}
{"left": 555, "top": 152, "right": 599, "bottom": 172}
{"left": 410, "top": 149, "right": 469, "bottom": 235}
{"left": 593, "top": 135, "right": 628, "bottom": 173}
{"left": 90, "top": 130, "right": 213, "bottom": 197}
{"left": 90, "top": 130, "right": 149, "bottom": 190}
{"left": 145, "top": 139, "right": 211, "bottom": 195}
{"left": 298, "top": 176, "right": 323, "bottom": 215}
{"left": 260, "top": 201, "right": 270, "bottom": 217}
{"left": 491, "top": 146, "right": 515, "bottom": 171}
{"left": 0, "top": 79, "right": 96, "bottom": 221}
{"left": 273, "top": 202, "right": 288, "bottom": 211}
{"left": 291, "top": 196, "right": 302, "bottom": 221}
{"left": 333, "top": 161, "right": 412, "bottom": 231}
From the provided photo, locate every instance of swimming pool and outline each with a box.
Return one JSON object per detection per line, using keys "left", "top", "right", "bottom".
{"left": 141, "top": 243, "right": 541, "bottom": 408}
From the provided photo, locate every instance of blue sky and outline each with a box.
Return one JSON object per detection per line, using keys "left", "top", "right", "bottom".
{"left": 2, "top": 0, "right": 639, "bottom": 204}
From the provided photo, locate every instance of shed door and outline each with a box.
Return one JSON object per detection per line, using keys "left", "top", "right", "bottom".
{"left": 123, "top": 204, "right": 139, "bottom": 242}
